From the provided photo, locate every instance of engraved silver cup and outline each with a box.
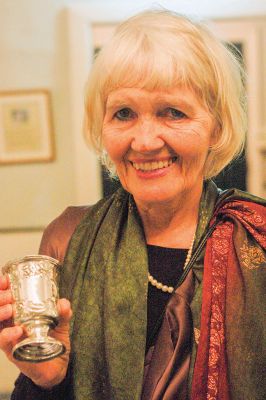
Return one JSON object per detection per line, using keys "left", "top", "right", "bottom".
{"left": 2, "top": 255, "right": 65, "bottom": 362}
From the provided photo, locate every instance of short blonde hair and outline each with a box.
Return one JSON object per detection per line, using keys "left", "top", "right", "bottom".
{"left": 84, "top": 9, "right": 247, "bottom": 178}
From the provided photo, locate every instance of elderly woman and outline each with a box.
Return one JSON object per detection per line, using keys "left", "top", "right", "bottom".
{"left": 0, "top": 9, "right": 265, "bottom": 400}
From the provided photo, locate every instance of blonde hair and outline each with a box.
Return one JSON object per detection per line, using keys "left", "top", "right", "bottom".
{"left": 84, "top": 9, "right": 247, "bottom": 178}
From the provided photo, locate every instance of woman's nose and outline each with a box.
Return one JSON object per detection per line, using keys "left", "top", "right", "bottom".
{"left": 130, "top": 119, "right": 164, "bottom": 153}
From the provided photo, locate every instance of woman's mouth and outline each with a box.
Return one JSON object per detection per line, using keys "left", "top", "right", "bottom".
{"left": 131, "top": 157, "right": 178, "bottom": 172}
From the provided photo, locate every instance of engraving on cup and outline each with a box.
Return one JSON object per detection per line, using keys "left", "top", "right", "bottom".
{"left": 10, "top": 259, "right": 58, "bottom": 325}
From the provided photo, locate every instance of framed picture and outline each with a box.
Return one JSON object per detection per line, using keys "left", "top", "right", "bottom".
{"left": 0, "top": 89, "right": 54, "bottom": 164}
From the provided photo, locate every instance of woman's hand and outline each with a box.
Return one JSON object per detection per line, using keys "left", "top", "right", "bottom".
{"left": 0, "top": 274, "right": 72, "bottom": 389}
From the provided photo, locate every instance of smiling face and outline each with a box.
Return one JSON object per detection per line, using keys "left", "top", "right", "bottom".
{"left": 102, "top": 86, "right": 215, "bottom": 210}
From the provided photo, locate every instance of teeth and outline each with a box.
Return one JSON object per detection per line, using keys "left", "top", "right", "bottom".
{"left": 132, "top": 157, "right": 176, "bottom": 171}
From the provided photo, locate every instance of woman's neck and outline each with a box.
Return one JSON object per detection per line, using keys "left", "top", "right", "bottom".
{"left": 135, "top": 190, "right": 201, "bottom": 249}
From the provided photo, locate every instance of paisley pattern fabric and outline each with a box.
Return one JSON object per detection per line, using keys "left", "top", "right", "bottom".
{"left": 190, "top": 196, "right": 266, "bottom": 400}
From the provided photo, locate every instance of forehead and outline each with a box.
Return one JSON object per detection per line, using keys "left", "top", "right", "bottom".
{"left": 105, "top": 86, "right": 205, "bottom": 111}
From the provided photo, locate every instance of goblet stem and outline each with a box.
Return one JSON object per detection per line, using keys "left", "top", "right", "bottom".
{"left": 24, "top": 317, "right": 55, "bottom": 341}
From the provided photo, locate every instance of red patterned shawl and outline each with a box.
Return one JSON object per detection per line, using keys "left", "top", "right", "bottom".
{"left": 191, "top": 200, "right": 266, "bottom": 400}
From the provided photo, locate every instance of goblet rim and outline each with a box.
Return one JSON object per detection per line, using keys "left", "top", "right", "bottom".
{"left": 2, "top": 254, "right": 60, "bottom": 274}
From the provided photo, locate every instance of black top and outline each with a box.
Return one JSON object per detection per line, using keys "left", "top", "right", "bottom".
{"left": 146, "top": 245, "right": 188, "bottom": 350}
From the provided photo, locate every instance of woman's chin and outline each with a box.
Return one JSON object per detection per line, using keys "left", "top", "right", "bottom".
{"left": 132, "top": 189, "right": 182, "bottom": 208}
{"left": 125, "top": 177, "right": 204, "bottom": 209}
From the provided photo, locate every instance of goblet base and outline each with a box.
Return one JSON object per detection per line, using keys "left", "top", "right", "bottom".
{"left": 13, "top": 336, "right": 66, "bottom": 363}
{"left": 12, "top": 317, "right": 66, "bottom": 363}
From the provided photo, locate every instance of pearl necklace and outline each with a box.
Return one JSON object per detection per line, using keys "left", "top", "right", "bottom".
{"left": 148, "top": 234, "right": 195, "bottom": 294}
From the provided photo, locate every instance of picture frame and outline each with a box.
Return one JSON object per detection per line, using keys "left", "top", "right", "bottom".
{"left": 0, "top": 89, "right": 54, "bottom": 164}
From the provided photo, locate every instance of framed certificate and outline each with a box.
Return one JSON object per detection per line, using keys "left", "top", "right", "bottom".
{"left": 0, "top": 89, "right": 54, "bottom": 164}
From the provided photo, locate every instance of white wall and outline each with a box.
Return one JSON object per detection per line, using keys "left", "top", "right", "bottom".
{"left": 0, "top": 0, "right": 265, "bottom": 394}
{"left": 0, "top": 0, "right": 76, "bottom": 232}
{"left": 0, "top": 0, "right": 77, "bottom": 393}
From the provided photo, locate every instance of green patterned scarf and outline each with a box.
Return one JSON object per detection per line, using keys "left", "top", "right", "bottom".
{"left": 60, "top": 189, "right": 148, "bottom": 399}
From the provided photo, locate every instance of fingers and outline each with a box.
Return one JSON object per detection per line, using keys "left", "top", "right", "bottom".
{"left": 0, "top": 274, "right": 12, "bottom": 309}
{"left": 0, "top": 275, "right": 9, "bottom": 290}
{"left": 0, "top": 289, "right": 72, "bottom": 387}
{"left": 0, "top": 275, "right": 13, "bottom": 328}
{"left": 0, "top": 283, "right": 35, "bottom": 361}
{"left": 0, "top": 304, "right": 13, "bottom": 322}
{"left": 0, "top": 289, "right": 12, "bottom": 306}
{"left": 0, "top": 325, "right": 24, "bottom": 358}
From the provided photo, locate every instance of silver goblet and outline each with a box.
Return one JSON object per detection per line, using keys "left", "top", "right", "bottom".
{"left": 2, "top": 255, "right": 65, "bottom": 362}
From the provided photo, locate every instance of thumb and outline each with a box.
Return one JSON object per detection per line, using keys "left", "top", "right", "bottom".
{"left": 55, "top": 298, "right": 72, "bottom": 332}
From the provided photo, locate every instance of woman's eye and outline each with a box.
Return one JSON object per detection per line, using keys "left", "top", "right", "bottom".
{"left": 114, "top": 108, "right": 135, "bottom": 121}
{"left": 159, "top": 107, "right": 186, "bottom": 120}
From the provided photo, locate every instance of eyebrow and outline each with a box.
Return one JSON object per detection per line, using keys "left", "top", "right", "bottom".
{"left": 156, "top": 100, "right": 195, "bottom": 114}
{"left": 105, "top": 99, "right": 131, "bottom": 110}
{"left": 106, "top": 93, "right": 197, "bottom": 114}
{"left": 154, "top": 94, "right": 197, "bottom": 112}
